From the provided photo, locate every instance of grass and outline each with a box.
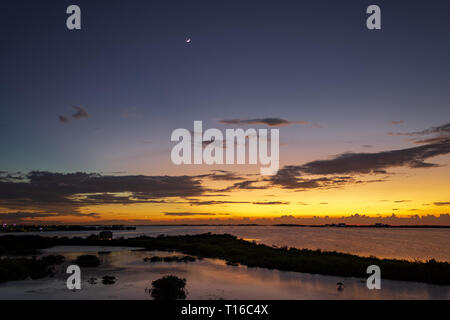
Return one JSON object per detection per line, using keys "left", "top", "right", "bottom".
{"left": 0, "top": 233, "right": 449, "bottom": 285}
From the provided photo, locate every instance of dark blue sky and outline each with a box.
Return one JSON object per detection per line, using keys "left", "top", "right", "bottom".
{"left": 1, "top": 0, "right": 450, "bottom": 174}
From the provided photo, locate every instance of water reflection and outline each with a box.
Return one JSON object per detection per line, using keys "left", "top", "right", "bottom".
{"left": 0, "top": 246, "right": 448, "bottom": 300}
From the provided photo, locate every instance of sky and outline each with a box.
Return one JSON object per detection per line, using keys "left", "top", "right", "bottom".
{"left": 0, "top": 0, "right": 449, "bottom": 225}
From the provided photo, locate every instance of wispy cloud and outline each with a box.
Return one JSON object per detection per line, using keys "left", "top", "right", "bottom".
{"left": 220, "top": 180, "right": 268, "bottom": 192}
{"left": 58, "top": 116, "right": 70, "bottom": 123}
{"left": 388, "top": 123, "right": 450, "bottom": 144}
{"left": 218, "top": 117, "right": 308, "bottom": 127}
{"left": 434, "top": 202, "right": 450, "bottom": 206}
{"left": 187, "top": 200, "right": 250, "bottom": 206}
{"left": 58, "top": 105, "right": 89, "bottom": 123}
{"left": 164, "top": 212, "right": 222, "bottom": 216}
{"left": 271, "top": 138, "right": 449, "bottom": 189}
{"left": 0, "top": 211, "right": 100, "bottom": 223}
{"left": 400, "top": 123, "right": 449, "bottom": 136}
{"left": 71, "top": 105, "right": 89, "bottom": 119}
{"left": 200, "top": 170, "right": 245, "bottom": 181}
{"left": 252, "top": 201, "right": 290, "bottom": 205}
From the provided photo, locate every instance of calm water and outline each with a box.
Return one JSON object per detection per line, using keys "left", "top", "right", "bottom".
{"left": 5, "top": 226, "right": 450, "bottom": 261}
{"left": 0, "top": 246, "right": 448, "bottom": 300}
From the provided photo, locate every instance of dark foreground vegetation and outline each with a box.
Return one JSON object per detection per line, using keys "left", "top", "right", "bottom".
{"left": 0, "top": 234, "right": 449, "bottom": 285}
{"left": 144, "top": 255, "right": 196, "bottom": 263}
{"left": 102, "top": 275, "right": 116, "bottom": 285}
{"left": 0, "top": 255, "right": 64, "bottom": 283}
{"left": 74, "top": 254, "right": 101, "bottom": 267}
{"left": 0, "top": 225, "right": 136, "bottom": 233}
{"left": 149, "top": 275, "right": 187, "bottom": 300}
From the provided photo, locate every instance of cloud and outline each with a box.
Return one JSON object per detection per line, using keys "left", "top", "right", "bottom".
{"left": 390, "top": 121, "right": 404, "bottom": 125}
{"left": 220, "top": 180, "right": 268, "bottom": 192}
{"left": 412, "top": 135, "right": 450, "bottom": 145}
{"left": 434, "top": 202, "right": 450, "bottom": 206}
{"left": 389, "top": 123, "right": 450, "bottom": 144}
{"left": 0, "top": 172, "right": 25, "bottom": 182}
{"left": 271, "top": 138, "right": 449, "bottom": 189}
{"left": 271, "top": 173, "right": 355, "bottom": 190}
{"left": 164, "top": 212, "right": 220, "bottom": 216}
{"left": 218, "top": 118, "right": 308, "bottom": 127}
{"left": 0, "top": 211, "right": 57, "bottom": 221}
{"left": 0, "top": 211, "right": 100, "bottom": 223}
{"left": 82, "top": 193, "right": 168, "bottom": 205}
{"left": 252, "top": 201, "right": 290, "bottom": 205}
{"left": 71, "top": 106, "right": 89, "bottom": 119}
{"left": 187, "top": 200, "right": 250, "bottom": 206}
{"left": 410, "top": 123, "right": 449, "bottom": 136}
{"left": 58, "top": 106, "right": 89, "bottom": 123}
{"left": 201, "top": 170, "right": 245, "bottom": 181}
{"left": 58, "top": 116, "right": 70, "bottom": 123}
{"left": 298, "top": 141, "right": 448, "bottom": 175}
{"left": 0, "top": 171, "right": 206, "bottom": 218}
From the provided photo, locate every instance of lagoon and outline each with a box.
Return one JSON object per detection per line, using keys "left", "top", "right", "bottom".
{"left": 0, "top": 246, "right": 448, "bottom": 300}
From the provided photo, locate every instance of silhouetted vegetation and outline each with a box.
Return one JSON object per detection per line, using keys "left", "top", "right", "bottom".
{"left": 74, "top": 254, "right": 100, "bottom": 267}
{"left": 102, "top": 275, "right": 116, "bottom": 285}
{"left": 144, "top": 255, "right": 196, "bottom": 263}
{"left": 0, "top": 235, "right": 54, "bottom": 255}
{"left": 88, "top": 277, "right": 97, "bottom": 284}
{"left": 0, "top": 225, "right": 136, "bottom": 233}
{"left": 1, "top": 234, "right": 449, "bottom": 285}
{"left": 149, "top": 275, "right": 187, "bottom": 300}
{"left": 0, "top": 255, "right": 64, "bottom": 283}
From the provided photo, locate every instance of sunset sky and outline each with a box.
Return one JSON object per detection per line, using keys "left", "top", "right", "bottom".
{"left": 0, "top": 0, "right": 449, "bottom": 225}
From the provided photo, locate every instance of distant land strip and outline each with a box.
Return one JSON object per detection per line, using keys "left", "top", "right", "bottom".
{"left": 1, "top": 224, "right": 449, "bottom": 234}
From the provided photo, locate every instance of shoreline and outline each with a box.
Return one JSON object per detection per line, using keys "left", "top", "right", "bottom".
{"left": 1, "top": 224, "right": 449, "bottom": 236}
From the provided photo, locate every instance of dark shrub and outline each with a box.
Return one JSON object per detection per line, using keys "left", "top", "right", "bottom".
{"left": 0, "top": 255, "right": 65, "bottom": 282}
{"left": 74, "top": 255, "right": 100, "bottom": 267}
{"left": 163, "top": 256, "right": 175, "bottom": 262}
{"left": 150, "top": 275, "right": 187, "bottom": 300}
{"left": 178, "top": 255, "right": 196, "bottom": 262}
{"left": 102, "top": 275, "right": 116, "bottom": 285}
{"left": 41, "top": 255, "right": 65, "bottom": 265}
{"left": 145, "top": 255, "right": 196, "bottom": 263}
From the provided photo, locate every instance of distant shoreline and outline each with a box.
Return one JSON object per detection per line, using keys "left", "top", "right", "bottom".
{"left": 1, "top": 224, "right": 449, "bottom": 233}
